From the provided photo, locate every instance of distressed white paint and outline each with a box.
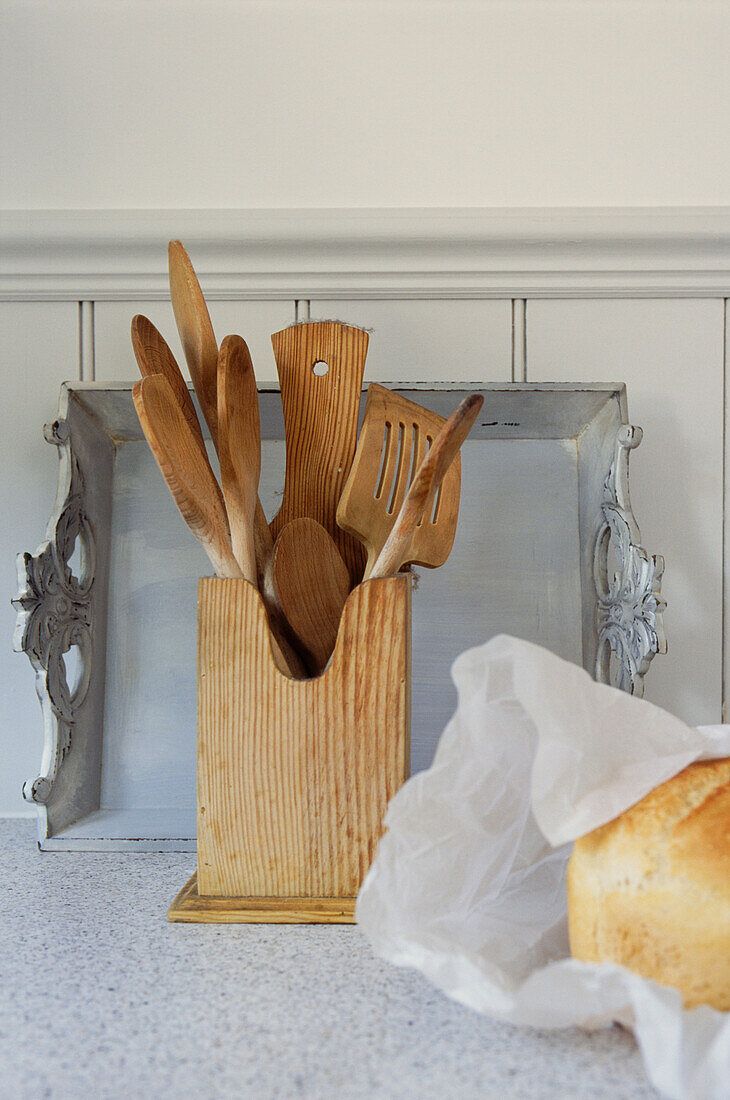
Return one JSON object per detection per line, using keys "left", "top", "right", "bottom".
{"left": 526, "top": 298, "right": 724, "bottom": 726}
{"left": 1, "top": 302, "right": 79, "bottom": 815}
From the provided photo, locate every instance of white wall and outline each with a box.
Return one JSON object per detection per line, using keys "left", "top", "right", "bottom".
{"left": 3, "top": 0, "right": 730, "bottom": 818}
{"left": 3, "top": 0, "right": 730, "bottom": 210}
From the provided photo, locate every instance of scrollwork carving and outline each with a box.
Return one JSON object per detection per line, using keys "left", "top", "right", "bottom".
{"left": 13, "top": 423, "right": 95, "bottom": 804}
{"left": 593, "top": 425, "right": 666, "bottom": 696}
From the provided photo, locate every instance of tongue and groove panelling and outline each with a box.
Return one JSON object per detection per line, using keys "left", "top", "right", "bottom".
{"left": 525, "top": 298, "right": 725, "bottom": 726}
{"left": 310, "top": 300, "right": 512, "bottom": 384}
{"left": 94, "top": 300, "right": 296, "bottom": 386}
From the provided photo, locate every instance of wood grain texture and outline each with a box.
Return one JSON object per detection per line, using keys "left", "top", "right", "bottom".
{"left": 270, "top": 322, "right": 369, "bottom": 582}
{"left": 196, "top": 574, "right": 411, "bottom": 899}
{"left": 369, "top": 392, "right": 483, "bottom": 578}
{"left": 337, "top": 384, "right": 461, "bottom": 576}
{"left": 131, "top": 324, "right": 306, "bottom": 678}
{"left": 272, "top": 518, "right": 351, "bottom": 674}
{"left": 133, "top": 374, "right": 241, "bottom": 579}
{"left": 130, "top": 314, "right": 205, "bottom": 452}
{"left": 168, "top": 872, "right": 356, "bottom": 923}
{"left": 168, "top": 240, "right": 220, "bottom": 447}
{"left": 255, "top": 527, "right": 311, "bottom": 681}
{"left": 217, "top": 335, "right": 260, "bottom": 584}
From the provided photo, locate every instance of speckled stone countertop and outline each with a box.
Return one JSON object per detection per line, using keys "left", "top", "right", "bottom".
{"left": 0, "top": 819, "right": 658, "bottom": 1099}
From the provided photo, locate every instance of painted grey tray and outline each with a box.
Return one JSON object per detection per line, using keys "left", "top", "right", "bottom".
{"left": 14, "top": 382, "right": 665, "bottom": 850}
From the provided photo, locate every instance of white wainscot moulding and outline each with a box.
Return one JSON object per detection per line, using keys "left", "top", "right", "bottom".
{"left": 3, "top": 208, "right": 730, "bottom": 300}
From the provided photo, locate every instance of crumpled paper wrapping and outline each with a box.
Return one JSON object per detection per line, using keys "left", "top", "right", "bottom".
{"left": 356, "top": 635, "right": 730, "bottom": 1100}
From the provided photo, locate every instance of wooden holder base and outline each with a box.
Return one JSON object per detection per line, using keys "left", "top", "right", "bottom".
{"left": 167, "top": 872, "right": 356, "bottom": 924}
{"left": 169, "top": 574, "right": 411, "bottom": 923}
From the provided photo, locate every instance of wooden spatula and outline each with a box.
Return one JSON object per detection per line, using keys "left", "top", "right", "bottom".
{"left": 270, "top": 322, "right": 369, "bottom": 583}
{"left": 133, "top": 374, "right": 241, "bottom": 579}
{"left": 337, "top": 384, "right": 462, "bottom": 577}
{"left": 168, "top": 240, "right": 220, "bottom": 447}
{"left": 271, "top": 518, "right": 351, "bottom": 675}
{"left": 131, "top": 314, "right": 206, "bottom": 452}
{"left": 368, "top": 392, "right": 484, "bottom": 579}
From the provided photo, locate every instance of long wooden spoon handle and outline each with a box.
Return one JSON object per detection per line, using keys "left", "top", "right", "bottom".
{"left": 217, "top": 335, "right": 259, "bottom": 584}
{"left": 168, "top": 240, "right": 220, "bottom": 448}
{"left": 133, "top": 374, "right": 241, "bottom": 579}
{"left": 368, "top": 392, "right": 484, "bottom": 580}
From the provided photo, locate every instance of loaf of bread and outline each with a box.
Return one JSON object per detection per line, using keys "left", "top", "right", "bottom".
{"left": 567, "top": 757, "right": 730, "bottom": 1010}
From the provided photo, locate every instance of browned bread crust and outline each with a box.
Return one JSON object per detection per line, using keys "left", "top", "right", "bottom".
{"left": 567, "top": 758, "right": 730, "bottom": 1009}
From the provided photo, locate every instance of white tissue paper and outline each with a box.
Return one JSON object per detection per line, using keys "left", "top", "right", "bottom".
{"left": 356, "top": 635, "right": 730, "bottom": 1100}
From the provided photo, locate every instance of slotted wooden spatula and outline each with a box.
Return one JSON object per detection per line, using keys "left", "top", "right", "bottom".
{"left": 270, "top": 322, "right": 368, "bottom": 582}
{"left": 368, "top": 392, "right": 484, "bottom": 578}
{"left": 337, "top": 383, "right": 464, "bottom": 577}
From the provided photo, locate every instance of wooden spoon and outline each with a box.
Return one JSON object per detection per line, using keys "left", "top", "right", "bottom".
{"left": 133, "top": 374, "right": 241, "bottom": 579}
{"left": 131, "top": 314, "right": 206, "bottom": 451}
{"left": 217, "top": 335, "right": 260, "bottom": 584}
{"left": 168, "top": 240, "right": 220, "bottom": 447}
{"left": 216, "top": 335, "right": 308, "bottom": 678}
{"left": 165, "top": 248, "right": 278, "bottom": 590}
{"left": 271, "top": 518, "right": 351, "bottom": 674}
{"left": 368, "top": 393, "right": 484, "bottom": 579}
{"left": 214, "top": 335, "right": 313, "bottom": 676}
{"left": 134, "top": 372, "right": 305, "bottom": 678}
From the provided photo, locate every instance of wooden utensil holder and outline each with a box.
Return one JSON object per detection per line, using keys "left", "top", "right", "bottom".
{"left": 168, "top": 573, "right": 411, "bottom": 923}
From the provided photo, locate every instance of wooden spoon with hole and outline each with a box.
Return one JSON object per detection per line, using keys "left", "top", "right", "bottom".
{"left": 269, "top": 322, "right": 369, "bottom": 583}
